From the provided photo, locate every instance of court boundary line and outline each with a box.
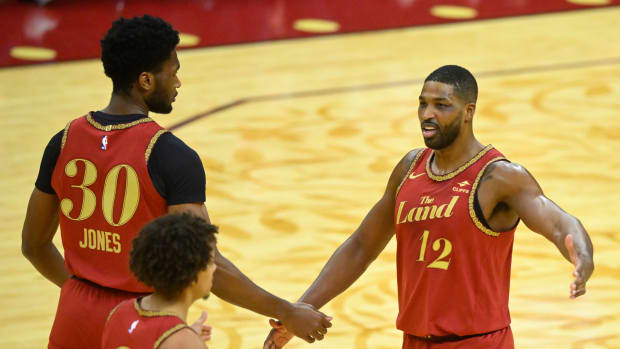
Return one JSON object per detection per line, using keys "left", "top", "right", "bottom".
{"left": 169, "top": 56, "right": 620, "bottom": 131}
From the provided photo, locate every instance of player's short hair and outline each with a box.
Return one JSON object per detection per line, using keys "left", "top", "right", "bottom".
{"left": 100, "top": 15, "right": 179, "bottom": 94}
{"left": 130, "top": 213, "right": 217, "bottom": 300}
{"left": 424, "top": 65, "right": 478, "bottom": 104}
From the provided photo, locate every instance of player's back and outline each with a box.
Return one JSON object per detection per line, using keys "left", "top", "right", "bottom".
{"left": 101, "top": 298, "right": 190, "bottom": 349}
{"left": 51, "top": 113, "right": 168, "bottom": 292}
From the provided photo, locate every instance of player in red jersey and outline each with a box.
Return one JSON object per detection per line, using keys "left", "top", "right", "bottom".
{"left": 263, "top": 65, "right": 594, "bottom": 349}
{"left": 102, "top": 213, "right": 217, "bottom": 349}
{"left": 21, "top": 15, "right": 331, "bottom": 349}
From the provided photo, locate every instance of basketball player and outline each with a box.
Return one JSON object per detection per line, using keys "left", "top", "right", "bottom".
{"left": 102, "top": 213, "right": 217, "bottom": 349}
{"left": 263, "top": 65, "right": 594, "bottom": 349}
{"left": 20, "top": 15, "right": 331, "bottom": 349}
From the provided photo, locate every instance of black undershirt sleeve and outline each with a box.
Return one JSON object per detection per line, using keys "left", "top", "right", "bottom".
{"left": 35, "top": 130, "right": 63, "bottom": 195}
{"left": 33, "top": 122, "right": 206, "bottom": 205}
{"left": 147, "top": 132, "right": 206, "bottom": 205}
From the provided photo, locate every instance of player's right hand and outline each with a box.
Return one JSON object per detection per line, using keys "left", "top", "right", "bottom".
{"left": 263, "top": 319, "right": 293, "bottom": 349}
{"left": 278, "top": 302, "right": 332, "bottom": 344}
{"left": 565, "top": 234, "right": 593, "bottom": 299}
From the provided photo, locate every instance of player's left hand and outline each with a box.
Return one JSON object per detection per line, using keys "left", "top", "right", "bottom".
{"left": 564, "top": 234, "right": 594, "bottom": 299}
{"left": 191, "top": 311, "right": 213, "bottom": 342}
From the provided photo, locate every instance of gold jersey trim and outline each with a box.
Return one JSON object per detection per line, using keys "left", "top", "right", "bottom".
{"left": 86, "top": 112, "right": 154, "bottom": 131}
{"left": 468, "top": 156, "right": 506, "bottom": 237}
{"left": 105, "top": 302, "right": 123, "bottom": 324}
{"left": 145, "top": 130, "right": 167, "bottom": 163}
{"left": 154, "top": 323, "right": 189, "bottom": 349}
{"left": 426, "top": 144, "right": 494, "bottom": 182}
{"left": 395, "top": 149, "right": 425, "bottom": 198}
{"left": 60, "top": 120, "right": 72, "bottom": 150}
{"left": 133, "top": 298, "right": 183, "bottom": 320}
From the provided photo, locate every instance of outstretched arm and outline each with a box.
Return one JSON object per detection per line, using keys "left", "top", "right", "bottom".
{"left": 168, "top": 203, "right": 331, "bottom": 343}
{"left": 21, "top": 188, "right": 70, "bottom": 288}
{"left": 483, "top": 162, "right": 594, "bottom": 298}
{"left": 264, "top": 150, "right": 420, "bottom": 348}
{"left": 297, "top": 189, "right": 398, "bottom": 308}
{"left": 299, "top": 150, "right": 418, "bottom": 307}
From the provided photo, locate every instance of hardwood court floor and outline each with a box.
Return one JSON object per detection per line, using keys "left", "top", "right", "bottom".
{"left": 1, "top": 7, "right": 619, "bottom": 349}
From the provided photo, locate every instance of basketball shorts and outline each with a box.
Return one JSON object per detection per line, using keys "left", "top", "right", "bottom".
{"left": 402, "top": 327, "right": 514, "bottom": 349}
{"left": 48, "top": 277, "right": 147, "bottom": 349}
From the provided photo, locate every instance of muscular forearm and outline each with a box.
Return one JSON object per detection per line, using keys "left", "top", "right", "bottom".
{"left": 299, "top": 235, "right": 375, "bottom": 309}
{"left": 211, "top": 252, "right": 292, "bottom": 319}
{"left": 22, "top": 242, "right": 70, "bottom": 287}
{"left": 554, "top": 216, "right": 594, "bottom": 265}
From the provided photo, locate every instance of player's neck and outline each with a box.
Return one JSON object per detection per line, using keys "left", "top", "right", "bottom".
{"left": 101, "top": 91, "right": 149, "bottom": 116}
{"left": 140, "top": 293, "right": 193, "bottom": 322}
{"left": 431, "top": 135, "right": 484, "bottom": 175}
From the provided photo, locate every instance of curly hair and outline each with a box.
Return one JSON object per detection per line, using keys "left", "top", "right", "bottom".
{"left": 101, "top": 15, "right": 179, "bottom": 94}
{"left": 425, "top": 65, "right": 478, "bottom": 104}
{"left": 130, "top": 213, "right": 217, "bottom": 300}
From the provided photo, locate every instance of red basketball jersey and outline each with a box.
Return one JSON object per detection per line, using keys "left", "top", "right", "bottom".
{"left": 101, "top": 298, "right": 191, "bottom": 349}
{"left": 51, "top": 113, "right": 167, "bottom": 292}
{"left": 394, "top": 145, "right": 517, "bottom": 337}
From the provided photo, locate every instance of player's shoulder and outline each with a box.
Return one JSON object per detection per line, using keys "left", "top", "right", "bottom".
{"left": 394, "top": 148, "right": 424, "bottom": 176}
{"left": 405, "top": 148, "right": 425, "bottom": 162}
{"left": 47, "top": 129, "right": 64, "bottom": 149}
{"left": 481, "top": 160, "right": 537, "bottom": 195}
{"left": 387, "top": 148, "right": 425, "bottom": 189}
{"left": 151, "top": 132, "right": 202, "bottom": 166}
{"left": 484, "top": 160, "right": 529, "bottom": 180}
{"left": 156, "top": 132, "right": 196, "bottom": 152}
{"left": 158, "top": 327, "right": 205, "bottom": 349}
{"left": 105, "top": 301, "right": 124, "bottom": 323}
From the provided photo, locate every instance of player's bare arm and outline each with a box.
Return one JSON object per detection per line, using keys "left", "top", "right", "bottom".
{"left": 263, "top": 149, "right": 422, "bottom": 349}
{"left": 477, "top": 161, "right": 594, "bottom": 298}
{"left": 21, "top": 188, "right": 71, "bottom": 287}
{"left": 297, "top": 149, "right": 422, "bottom": 308}
{"left": 168, "top": 202, "right": 332, "bottom": 343}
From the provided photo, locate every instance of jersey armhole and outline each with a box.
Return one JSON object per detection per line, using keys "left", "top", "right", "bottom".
{"left": 60, "top": 120, "right": 73, "bottom": 151}
{"left": 154, "top": 324, "right": 192, "bottom": 349}
{"left": 145, "top": 129, "right": 168, "bottom": 163}
{"left": 105, "top": 302, "right": 123, "bottom": 324}
{"left": 468, "top": 157, "right": 511, "bottom": 237}
{"left": 395, "top": 149, "right": 425, "bottom": 198}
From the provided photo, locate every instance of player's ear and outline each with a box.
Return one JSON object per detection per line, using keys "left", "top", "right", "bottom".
{"left": 137, "top": 72, "right": 156, "bottom": 92}
{"left": 464, "top": 103, "right": 476, "bottom": 122}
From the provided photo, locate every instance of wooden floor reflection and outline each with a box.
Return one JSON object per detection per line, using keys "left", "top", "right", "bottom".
{"left": 1, "top": 7, "right": 619, "bottom": 349}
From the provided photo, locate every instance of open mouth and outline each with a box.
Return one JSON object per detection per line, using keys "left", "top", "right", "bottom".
{"left": 421, "top": 123, "right": 438, "bottom": 138}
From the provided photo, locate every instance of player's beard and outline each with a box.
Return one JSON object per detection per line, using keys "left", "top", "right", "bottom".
{"left": 423, "top": 114, "right": 462, "bottom": 150}
{"left": 146, "top": 85, "right": 173, "bottom": 114}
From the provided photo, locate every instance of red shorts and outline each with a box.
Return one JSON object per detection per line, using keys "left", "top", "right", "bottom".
{"left": 402, "top": 327, "right": 514, "bottom": 349}
{"left": 48, "top": 277, "right": 147, "bottom": 349}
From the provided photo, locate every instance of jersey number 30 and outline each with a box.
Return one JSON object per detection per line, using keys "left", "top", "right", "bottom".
{"left": 59, "top": 158, "right": 139, "bottom": 226}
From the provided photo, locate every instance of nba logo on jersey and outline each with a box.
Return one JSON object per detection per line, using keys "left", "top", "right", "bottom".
{"left": 128, "top": 319, "right": 139, "bottom": 333}
{"left": 101, "top": 135, "right": 108, "bottom": 150}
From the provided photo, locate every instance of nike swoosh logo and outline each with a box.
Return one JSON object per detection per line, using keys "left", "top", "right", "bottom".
{"left": 409, "top": 172, "right": 425, "bottom": 179}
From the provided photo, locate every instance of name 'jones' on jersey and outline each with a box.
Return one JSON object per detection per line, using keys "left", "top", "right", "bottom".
{"left": 51, "top": 114, "right": 168, "bottom": 293}
{"left": 393, "top": 146, "right": 517, "bottom": 337}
